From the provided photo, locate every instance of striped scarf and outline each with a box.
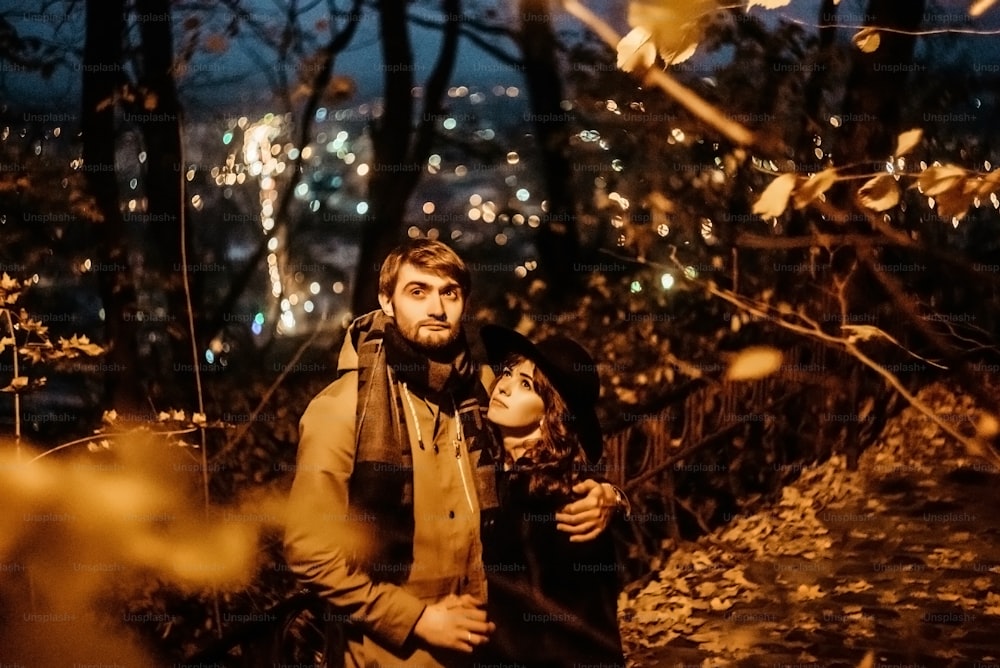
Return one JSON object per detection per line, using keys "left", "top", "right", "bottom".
{"left": 345, "top": 310, "right": 500, "bottom": 583}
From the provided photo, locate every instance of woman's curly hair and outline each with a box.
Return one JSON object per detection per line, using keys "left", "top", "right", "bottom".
{"left": 494, "top": 353, "right": 591, "bottom": 504}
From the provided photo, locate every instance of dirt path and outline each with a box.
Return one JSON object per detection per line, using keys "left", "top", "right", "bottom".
{"left": 621, "top": 384, "right": 1000, "bottom": 667}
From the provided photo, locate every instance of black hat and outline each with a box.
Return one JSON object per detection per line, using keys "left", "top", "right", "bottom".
{"left": 480, "top": 325, "right": 604, "bottom": 464}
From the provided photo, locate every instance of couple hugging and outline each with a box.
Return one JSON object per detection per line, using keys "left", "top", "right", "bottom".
{"left": 284, "top": 239, "right": 628, "bottom": 667}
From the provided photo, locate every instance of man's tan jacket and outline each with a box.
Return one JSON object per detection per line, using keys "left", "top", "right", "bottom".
{"left": 283, "top": 331, "right": 492, "bottom": 667}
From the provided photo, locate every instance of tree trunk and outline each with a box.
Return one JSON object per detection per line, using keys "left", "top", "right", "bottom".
{"left": 135, "top": 0, "right": 196, "bottom": 410}
{"left": 81, "top": 0, "right": 144, "bottom": 413}
{"left": 353, "top": 0, "right": 416, "bottom": 315}
{"left": 353, "top": 0, "right": 460, "bottom": 315}
{"left": 517, "top": 0, "right": 581, "bottom": 300}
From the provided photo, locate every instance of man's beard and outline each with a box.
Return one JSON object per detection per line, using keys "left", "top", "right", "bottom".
{"left": 397, "top": 319, "right": 461, "bottom": 355}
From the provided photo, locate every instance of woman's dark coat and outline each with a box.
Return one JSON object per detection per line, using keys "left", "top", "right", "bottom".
{"left": 479, "top": 468, "right": 626, "bottom": 667}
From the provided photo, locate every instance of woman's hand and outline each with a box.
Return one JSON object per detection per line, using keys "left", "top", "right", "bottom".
{"left": 554, "top": 479, "right": 618, "bottom": 542}
{"left": 413, "top": 593, "right": 495, "bottom": 652}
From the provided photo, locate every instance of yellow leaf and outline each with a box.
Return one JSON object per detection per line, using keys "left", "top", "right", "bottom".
{"left": 59, "top": 334, "right": 104, "bottom": 356}
{"left": 974, "top": 169, "right": 1000, "bottom": 197}
{"left": 628, "top": 0, "right": 715, "bottom": 68}
{"left": 617, "top": 27, "right": 657, "bottom": 73}
{"left": 933, "top": 181, "right": 977, "bottom": 221}
{"left": 852, "top": 28, "right": 881, "bottom": 53}
{"left": 709, "top": 596, "right": 733, "bottom": 611}
{"left": 857, "top": 173, "right": 899, "bottom": 211}
{"left": 661, "top": 41, "right": 698, "bottom": 66}
{"left": 747, "top": 0, "right": 793, "bottom": 8}
{"left": 793, "top": 168, "right": 838, "bottom": 209}
{"left": 752, "top": 173, "right": 797, "bottom": 218}
{"left": 2, "top": 376, "right": 28, "bottom": 392}
{"left": 696, "top": 581, "right": 718, "bottom": 597}
{"left": 857, "top": 650, "right": 875, "bottom": 668}
{"left": 970, "top": 0, "right": 999, "bottom": 17}
{"left": 918, "top": 164, "right": 968, "bottom": 196}
{"left": 792, "top": 583, "right": 823, "bottom": 601}
{"left": 834, "top": 580, "right": 873, "bottom": 594}
{"left": 692, "top": 627, "right": 757, "bottom": 653}
{"left": 893, "top": 128, "right": 923, "bottom": 156}
{"left": 0, "top": 272, "right": 21, "bottom": 290}
{"left": 976, "top": 413, "right": 999, "bottom": 439}
{"left": 726, "top": 346, "right": 783, "bottom": 381}
{"left": 723, "top": 568, "right": 754, "bottom": 589}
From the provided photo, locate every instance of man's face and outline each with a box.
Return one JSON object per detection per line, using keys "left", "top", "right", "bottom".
{"left": 379, "top": 263, "right": 465, "bottom": 350}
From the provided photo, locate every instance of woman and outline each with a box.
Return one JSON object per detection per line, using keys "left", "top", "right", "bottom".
{"left": 477, "top": 324, "right": 626, "bottom": 667}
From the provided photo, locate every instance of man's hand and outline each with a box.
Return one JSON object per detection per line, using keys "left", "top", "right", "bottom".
{"left": 554, "top": 479, "right": 618, "bottom": 543}
{"left": 413, "top": 594, "right": 495, "bottom": 652}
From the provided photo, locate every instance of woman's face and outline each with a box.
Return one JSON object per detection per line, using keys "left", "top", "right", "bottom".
{"left": 487, "top": 359, "right": 545, "bottom": 431}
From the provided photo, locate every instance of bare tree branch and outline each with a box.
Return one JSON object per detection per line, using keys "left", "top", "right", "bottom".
{"left": 734, "top": 232, "right": 886, "bottom": 249}
{"left": 203, "top": 0, "right": 364, "bottom": 341}
{"left": 661, "top": 248, "right": 1000, "bottom": 470}
{"left": 413, "top": 0, "right": 461, "bottom": 163}
{"left": 406, "top": 6, "right": 524, "bottom": 68}
{"left": 561, "top": 0, "right": 767, "bottom": 151}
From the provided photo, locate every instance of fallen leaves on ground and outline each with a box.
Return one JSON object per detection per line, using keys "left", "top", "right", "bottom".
{"left": 622, "top": 382, "right": 1000, "bottom": 665}
{"left": 791, "top": 584, "right": 824, "bottom": 602}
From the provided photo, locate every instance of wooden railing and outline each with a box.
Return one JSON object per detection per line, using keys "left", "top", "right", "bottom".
{"left": 599, "top": 336, "right": 899, "bottom": 567}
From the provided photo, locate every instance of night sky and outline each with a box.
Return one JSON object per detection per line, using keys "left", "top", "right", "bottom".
{"left": 5, "top": 0, "right": 1000, "bottom": 117}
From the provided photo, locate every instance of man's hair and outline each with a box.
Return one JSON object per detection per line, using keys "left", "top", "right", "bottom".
{"left": 378, "top": 239, "right": 472, "bottom": 299}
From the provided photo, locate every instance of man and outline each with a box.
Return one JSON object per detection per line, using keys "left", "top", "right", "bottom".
{"left": 284, "top": 239, "right": 626, "bottom": 667}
